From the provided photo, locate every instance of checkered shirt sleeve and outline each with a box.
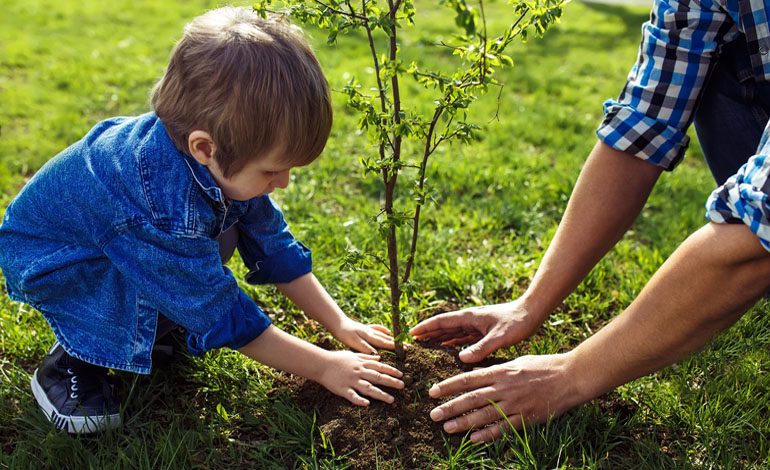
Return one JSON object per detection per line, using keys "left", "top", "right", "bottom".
{"left": 740, "top": 1, "right": 770, "bottom": 80}
{"left": 597, "top": 0, "right": 740, "bottom": 170}
{"left": 706, "top": 122, "right": 770, "bottom": 251}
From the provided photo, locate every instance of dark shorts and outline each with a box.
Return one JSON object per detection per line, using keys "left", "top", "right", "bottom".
{"left": 695, "top": 35, "right": 770, "bottom": 185}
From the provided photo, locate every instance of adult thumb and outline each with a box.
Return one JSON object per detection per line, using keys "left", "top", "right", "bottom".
{"left": 458, "top": 336, "right": 500, "bottom": 363}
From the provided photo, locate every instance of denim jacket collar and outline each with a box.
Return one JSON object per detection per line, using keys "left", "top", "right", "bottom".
{"left": 183, "top": 155, "right": 227, "bottom": 206}
{"left": 154, "top": 118, "right": 227, "bottom": 206}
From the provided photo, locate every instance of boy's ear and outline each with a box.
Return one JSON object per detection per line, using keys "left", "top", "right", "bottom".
{"left": 188, "top": 130, "right": 216, "bottom": 166}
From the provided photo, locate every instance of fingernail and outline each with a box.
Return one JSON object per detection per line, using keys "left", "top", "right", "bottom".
{"left": 429, "top": 384, "right": 439, "bottom": 396}
{"left": 430, "top": 408, "right": 443, "bottom": 421}
{"left": 444, "top": 421, "right": 457, "bottom": 432}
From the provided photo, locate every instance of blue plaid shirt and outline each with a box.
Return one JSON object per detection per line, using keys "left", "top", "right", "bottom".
{"left": 597, "top": 0, "right": 770, "bottom": 170}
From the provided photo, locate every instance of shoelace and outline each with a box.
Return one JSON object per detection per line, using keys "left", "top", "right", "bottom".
{"left": 64, "top": 367, "right": 104, "bottom": 401}
{"left": 66, "top": 368, "right": 80, "bottom": 400}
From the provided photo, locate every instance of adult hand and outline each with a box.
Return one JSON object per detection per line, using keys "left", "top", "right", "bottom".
{"left": 318, "top": 350, "right": 404, "bottom": 406}
{"left": 428, "top": 354, "right": 582, "bottom": 442}
{"left": 332, "top": 318, "right": 395, "bottom": 354}
{"left": 410, "top": 300, "right": 542, "bottom": 363}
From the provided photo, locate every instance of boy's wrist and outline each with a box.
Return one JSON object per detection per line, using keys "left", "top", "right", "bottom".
{"left": 325, "top": 316, "right": 352, "bottom": 338}
{"left": 310, "top": 348, "right": 336, "bottom": 384}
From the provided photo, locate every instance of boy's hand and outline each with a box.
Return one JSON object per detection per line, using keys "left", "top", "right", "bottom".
{"left": 332, "top": 319, "right": 395, "bottom": 354}
{"left": 317, "top": 351, "right": 404, "bottom": 406}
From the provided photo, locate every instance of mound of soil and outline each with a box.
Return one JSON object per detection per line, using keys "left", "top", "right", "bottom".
{"left": 272, "top": 343, "right": 501, "bottom": 469}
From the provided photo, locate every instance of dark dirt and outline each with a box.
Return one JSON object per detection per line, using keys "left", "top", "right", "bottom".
{"left": 271, "top": 342, "right": 504, "bottom": 469}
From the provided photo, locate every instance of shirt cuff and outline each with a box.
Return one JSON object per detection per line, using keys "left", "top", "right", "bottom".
{"left": 186, "top": 289, "right": 272, "bottom": 354}
{"left": 706, "top": 154, "right": 770, "bottom": 252}
{"left": 597, "top": 100, "right": 690, "bottom": 171}
{"left": 244, "top": 241, "right": 312, "bottom": 285}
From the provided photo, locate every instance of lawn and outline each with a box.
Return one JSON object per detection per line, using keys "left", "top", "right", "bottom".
{"left": 1, "top": 0, "right": 769, "bottom": 468}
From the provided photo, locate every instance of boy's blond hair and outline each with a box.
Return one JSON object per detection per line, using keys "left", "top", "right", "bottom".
{"left": 152, "top": 7, "right": 332, "bottom": 177}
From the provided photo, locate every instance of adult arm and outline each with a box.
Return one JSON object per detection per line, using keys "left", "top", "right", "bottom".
{"left": 412, "top": 0, "right": 736, "bottom": 360}
{"left": 411, "top": 141, "right": 662, "bottom": 361}
{"left": 428, "top": 222, "right": 770, "bottom": 442}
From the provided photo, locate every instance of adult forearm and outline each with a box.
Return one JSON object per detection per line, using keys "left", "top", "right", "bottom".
{"left": 521, "top": 141, "right": 662, "bottom": 321}
{"left": 570, "top": 223, "right": 770, "bottom": 401}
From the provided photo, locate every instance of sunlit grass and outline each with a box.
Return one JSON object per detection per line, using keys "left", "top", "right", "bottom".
{"left": 2, "top": 0, "right": 768, "bottom": 467}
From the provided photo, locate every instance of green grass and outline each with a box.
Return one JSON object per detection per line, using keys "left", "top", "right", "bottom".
{"left": 1, "top": 0, "right": 769, "bottom": 468}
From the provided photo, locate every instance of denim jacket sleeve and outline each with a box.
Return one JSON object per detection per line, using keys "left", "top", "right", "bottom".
{"left": 102, "top": 222, "right": 272, "bottom": 354}
{"left": 237, "top": 196, "right": 312, "bottom": 285}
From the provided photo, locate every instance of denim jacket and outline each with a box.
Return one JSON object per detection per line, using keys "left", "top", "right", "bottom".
{"left": 0, "top": 113, "right": 311, "bottom": 374}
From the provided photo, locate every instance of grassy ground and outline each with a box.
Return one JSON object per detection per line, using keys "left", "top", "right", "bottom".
{"left": 1, "top": 0, "right": 769, "bottom": 468}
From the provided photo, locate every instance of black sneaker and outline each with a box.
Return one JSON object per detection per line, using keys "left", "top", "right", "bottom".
{"left": 30, "top": 343, "right": 121, "bottom": 434}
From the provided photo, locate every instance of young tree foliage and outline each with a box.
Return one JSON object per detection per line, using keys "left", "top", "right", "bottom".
{"left": 255, "top": 0, "right": 566, "bottom": 360}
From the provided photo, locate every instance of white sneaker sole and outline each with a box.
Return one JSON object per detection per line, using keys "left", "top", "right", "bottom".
{"left": 31, "top": 369, "right": 121, "bottom": 434}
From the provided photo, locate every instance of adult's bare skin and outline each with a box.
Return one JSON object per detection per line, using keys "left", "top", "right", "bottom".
{"left": 410, "top": 141, "right": 662, "bottom": 362}
{"left": 426, "top": 223, "right": 770, "bottom": 442}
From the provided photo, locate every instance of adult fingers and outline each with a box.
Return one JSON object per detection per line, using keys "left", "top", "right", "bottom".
{"left": 355, "top": 380, "right": 394, "bottom": 404}
{"left": 469, "top": 415, "right": 523, "bottom": 443}
{"left": 417, "top": 328, "right": 486, "bottom": 346}
{"left": 457, "top": 331, "right": 509, "bottom": 363}
{"left": 420, "top": 329, "right": 472, "bottom": 343}
{"left": 410, "top": 311, "right": 473, "bottom": 337}
{"left": 429, "top": 367, "right": 496, "bottom": 398}
{"left": 429, "top": 386, "right": 497, "bottom": 422}
{"left": 441, "top": 334, "right": 482, "bottom": 347}
{"left": 441, "top": 402, "right": 507, "bottom": 434}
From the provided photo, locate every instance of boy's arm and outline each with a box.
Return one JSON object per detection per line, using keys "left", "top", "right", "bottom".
{"left": 276, "top": 273, "right": 395, "bottom": 353}
{"left": 238, "top": 324, "right": 403, "bottom": 406}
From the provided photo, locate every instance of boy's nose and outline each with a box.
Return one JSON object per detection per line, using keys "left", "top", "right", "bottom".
{"left": 274, "top": 170, "right": 291, "bottom": 189}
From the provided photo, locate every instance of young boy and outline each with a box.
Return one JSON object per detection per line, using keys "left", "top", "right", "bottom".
{"left": 0, "top": 6, "right": 403, "bottom": 434}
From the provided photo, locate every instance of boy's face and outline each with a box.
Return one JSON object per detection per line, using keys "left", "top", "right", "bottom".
{"left": 209, "top": 149, "right": 293, "bottom": 202}
{"left": 187, "top": 131, "right": 293, "bottom": 201}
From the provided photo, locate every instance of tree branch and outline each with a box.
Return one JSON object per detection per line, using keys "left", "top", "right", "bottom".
{"left": 314, "top": 0, "right": 367, "bottom": 20}
{"left": 402, "top": 105, "right": 443, "bottom": 284}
